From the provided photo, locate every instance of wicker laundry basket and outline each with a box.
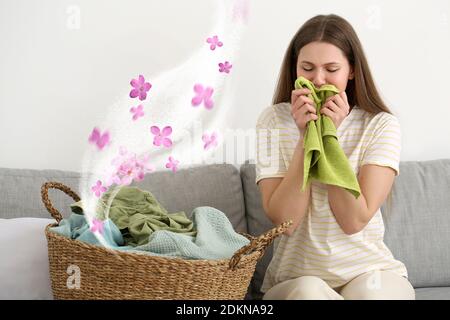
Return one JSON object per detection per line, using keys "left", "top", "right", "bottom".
{"left": 41, "top": 181, "right": 291, "bottom": 300}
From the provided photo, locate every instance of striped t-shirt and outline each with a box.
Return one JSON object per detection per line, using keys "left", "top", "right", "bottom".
{"left": 255, "top": 102, "right": 408, "bottom": 291}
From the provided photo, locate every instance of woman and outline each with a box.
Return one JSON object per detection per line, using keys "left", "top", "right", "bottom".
{"left": 255, "top": 14, "right": 415, "bottom": 300}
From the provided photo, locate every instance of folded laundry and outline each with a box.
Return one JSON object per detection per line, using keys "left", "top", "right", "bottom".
{"left": 294, "top": 76, "right": 361, "bottom": 198}
{"left": 70, "top": 186, "right": 196, "bottom": 246}
{"left": 50, "top": 201, "right": 249, "bottom": 260}
{"left": 131, "top": 206, "right": 250, "bottom": 260}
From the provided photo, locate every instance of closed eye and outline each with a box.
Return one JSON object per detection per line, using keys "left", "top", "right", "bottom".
{"left": 302, "top": 67, "right": 339, "bottom": 73}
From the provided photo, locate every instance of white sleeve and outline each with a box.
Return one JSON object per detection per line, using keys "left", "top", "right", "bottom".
{"left": 360, "top": 115, "right": 402, "bottom": 176}
{"left": 255, "top": 106, "right": 288, "bottom": 184}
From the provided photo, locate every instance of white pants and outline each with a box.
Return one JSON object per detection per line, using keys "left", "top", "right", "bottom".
{"left": 263, "top": 270, "right": 415, "bottom": 300}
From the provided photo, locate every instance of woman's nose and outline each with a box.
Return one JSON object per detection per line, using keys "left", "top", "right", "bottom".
{"left": 312, "top": 71, "right": 326, "bottom": 88}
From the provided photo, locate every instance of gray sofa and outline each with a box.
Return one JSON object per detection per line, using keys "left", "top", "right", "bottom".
{"left": 1, "top": 159, "right": 449, "bottom": 300}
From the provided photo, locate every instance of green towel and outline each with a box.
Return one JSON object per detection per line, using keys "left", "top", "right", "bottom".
{"left": 70, "top": 186, "right": 197, "bottom": 246}
{"left": 294, "top": 76, "right": 361, "bottom": 198}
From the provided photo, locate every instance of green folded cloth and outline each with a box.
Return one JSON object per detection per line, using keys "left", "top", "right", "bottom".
{"left": 294, "top": 76, "right": 361, "bottom": 198}
{"left": 70, "top": 186, "right": 197, "bottom": 246}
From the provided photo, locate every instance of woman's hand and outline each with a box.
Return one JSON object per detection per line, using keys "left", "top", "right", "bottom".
{"left": 320, "top": 91, "right": 350, "bottom": 130}
{"left": 291, "top": 88, "right": 318, "bottom": 137}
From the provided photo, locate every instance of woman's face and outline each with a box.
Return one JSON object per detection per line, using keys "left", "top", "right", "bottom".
{"left": 296, "top": 41, "right": 354, "bottom": 92}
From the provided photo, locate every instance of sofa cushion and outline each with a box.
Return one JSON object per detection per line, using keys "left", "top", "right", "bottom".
{"left": 381, "top": 159, "right": 450, "bottom": 288}
{"left": 0, "top": 165, "right": 248, "bottom": 233}
{"left": 415, "top": 287, "right": 450, "bottom": 300}
{"left": 240, "top": 161, "right": 276, "bottom": 299}
{"left": 0, "top": 217, "right": 54, "bottom": 299}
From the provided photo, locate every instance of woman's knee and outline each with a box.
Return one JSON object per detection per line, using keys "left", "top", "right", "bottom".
{"left": 340, "top": 271, "right": 416, "bottom": 300}
{"left": 282, "top": 276, "right": 338, "bottom": 300}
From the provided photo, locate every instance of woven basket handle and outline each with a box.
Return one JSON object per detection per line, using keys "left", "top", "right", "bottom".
{"left": 229, "top": 220, "right": 292, "bottom": 270}
{"left": 41, "top": 181, "right": 81, "bottom": 223}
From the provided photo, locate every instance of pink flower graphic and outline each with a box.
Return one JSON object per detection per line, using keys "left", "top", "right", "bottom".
{"left": 206, "top": 35, "right": 223, "bottom": 50}
{"left": 232, "top": 0, "right": 250, "bottom": 24}
{"left": 130, "top": 104, "right": 144, "bottom": 121}
{"left": 114, "top": 160, "right": 137, "bottom": 186}
{"left": 191, "top": 84, "right": 214, "bottom": 109}
{"left": 219, "top": 61, "right": 232, "bottom": 73}
{"left": 90, "top": 218, "right": 104, "bottom": 234}
{"left": 88, "top": 127, "right": 110, "bottom": 150}
{"left": 91, "top": 180, "right": 107, "bottom": 197}
{"left": 106, "top": 147, "right": 155, "bottom": 187}
{"left": 165, "top": 156, "right": 180, "bottom": 173}
{"left": 150, "top": 126, "right": 173, "bottom": 148}
{"left": 129, "top": 75, "right": 152, "bottom": 101}
{"left": 134, "top": 153, "right": 155, "bottom": 181}
{"left": 202, "top": 132, "right": 218, "bottom": 150}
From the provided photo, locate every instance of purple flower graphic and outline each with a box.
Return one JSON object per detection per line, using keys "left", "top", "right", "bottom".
{"left": 91, "top": 180, "right": 107, "bottom": 197}
{"left": 219, "top": 61, "right": 232, "bottom": 73}
{"left": 106, "top": 147, "right": 155, "bottom": 187}
{"left": 202, "top": 131, "right": 218, "bottom": 150}
{"left": 90, "top": 218, "right": 104, "bottom": 234}
{"left": 88, "top": 127, "right": 110, "bottom": 150}
{"left": 130, "top": 104, "right": 144, "bottom": 121}
{"left": 150, "top": 125, "right": 173, "bottom": 148}
{"left": 206, "top": 35, "right": 223, "bottom": 50}
{"left": 129, "top": 75, "right": 152, "bottom": 101}
{"left": 232, "top": 0, "right": 250, "bottom": 24}
{"left": 191, "top": 84, "right": 214, "bottom": 109}
{"left": 165, "top": 156, "right": 180, "bottom": 173}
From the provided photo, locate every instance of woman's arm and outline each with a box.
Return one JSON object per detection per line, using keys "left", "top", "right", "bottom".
{"left": 327, "top": 164, "right": 396, "bottom": 235}
{"left": 263, "top": 137, "right": 312, "bottom": 236}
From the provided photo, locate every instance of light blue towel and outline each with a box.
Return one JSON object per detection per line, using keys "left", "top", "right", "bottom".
{"left": 133, "top": 206, "right": 250, "bottom": 260}
{"left": 50, "top": 206, "right": 249, "bottom": 260}
{"left": 50, "top": 214, "right": 128, "bottom": 249}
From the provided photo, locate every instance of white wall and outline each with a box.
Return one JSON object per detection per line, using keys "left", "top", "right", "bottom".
{"left": 1, "top": 0, "right": 449, "bottom": 172}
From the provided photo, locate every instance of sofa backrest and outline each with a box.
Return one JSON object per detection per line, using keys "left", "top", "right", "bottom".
{"left": 0, "top": 165, "right": 247, "bottom": 233}
{"left": 239, "top": 159, "right": 450, "bottom": 296}
{"left": 380, "top": 160, "right": 450, "bottom": 288}
{"left": 0, "top": 168, "right": 83, "bottom": 219}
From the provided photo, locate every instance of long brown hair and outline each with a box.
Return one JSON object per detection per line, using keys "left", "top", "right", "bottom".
{"left": 272, "top": 14, "right": 393, "bottom": 115}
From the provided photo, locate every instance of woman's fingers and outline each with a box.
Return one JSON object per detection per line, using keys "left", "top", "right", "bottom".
{"left": 303, "top": 103, "right": 317, "bottom": 115}
{"left": 291, "top": 101, "right": 315, "bottom": 118}
{"left": 323, "top": 99, "right": 340, "bottom": 114}
{"left": 292, "top": 95, "right": 315, "bottom": 114}
{"left": 293, "top": 105, "right": 318, "bottom": 121}
{"left": 306, "top": 110, "right": 318, "bottom": 120}
{"left": 323, "top": 94, "right": 349, "bottom": 115}
{"left": 291, "top": 88, "right": 311, "bottom": 106}
{"left": 292, "top": 88, "right": 311, "bottom": 99}
{"left": 291, "top": 88, "right": 318, "bottom": 135}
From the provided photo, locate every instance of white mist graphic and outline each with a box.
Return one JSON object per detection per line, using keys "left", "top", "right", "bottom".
{"left": 78, "top": 0, "right": 249, "bottom": 249}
